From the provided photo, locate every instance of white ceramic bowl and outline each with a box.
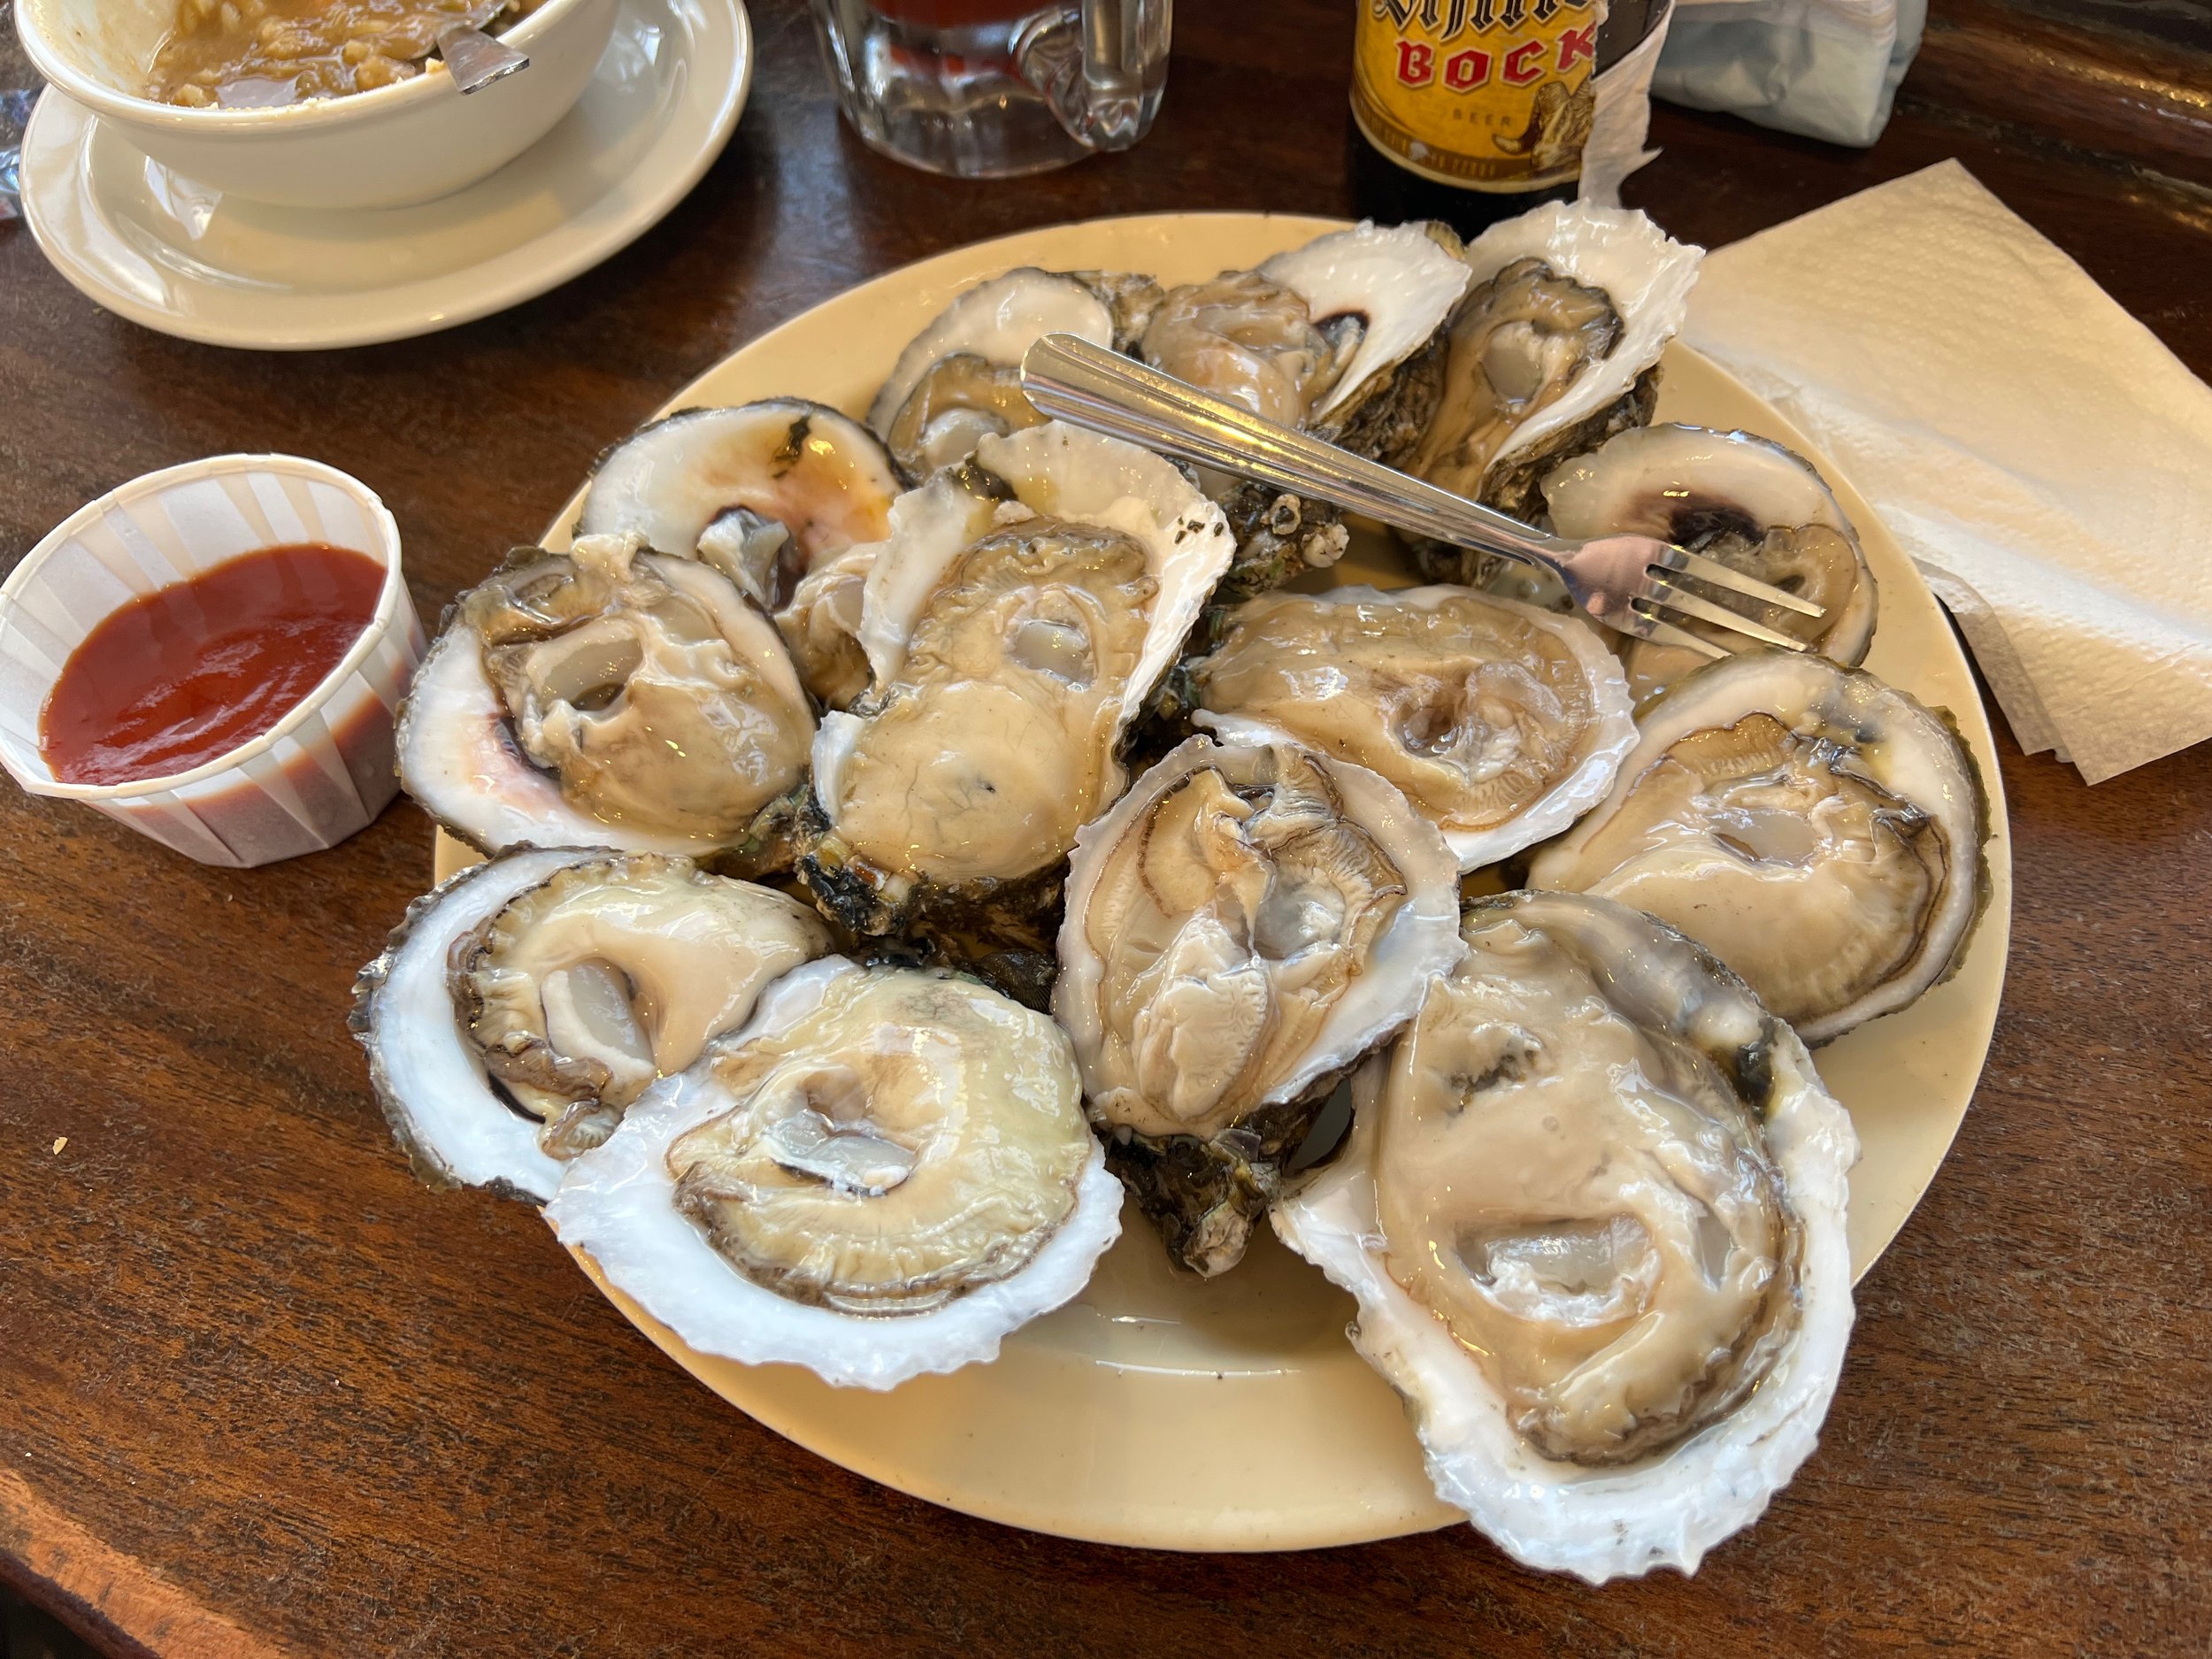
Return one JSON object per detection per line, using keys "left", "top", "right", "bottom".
{"left": 16, "top": 0, "right": 619, "bottom": 210}
{"left": 0, "top": 455, "right": 427, "bottom": 867}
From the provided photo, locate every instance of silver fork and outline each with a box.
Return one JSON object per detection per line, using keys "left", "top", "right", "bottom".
{"left": 1019, "top": 333, "right": 1822, "bottom": 658}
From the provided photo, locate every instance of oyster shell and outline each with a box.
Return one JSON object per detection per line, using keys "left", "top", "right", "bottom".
{"left": 1528, "top": 650, "right": 1990, "bottom": 1042}
{"left": 574, "top": 400, "right": 905, "bottom": 708}
{"left": 1142, "top": 222, "right": 1470, "bottom": 599}
{"left": 1274, "top": 890, "right": 1857, "bottom": 1583}
{"left": 397, "top": 534, "right": 815, "bottom": 856}
{"left": 1189, "top": 584, "right": 1635, "bottom": 870}
{"left": 1408, "top": 203, "right": 1701, "bottom": 571}
{"left": 1259, "top": 220, "right": 1473, "bottom": 459}
{"left": 772, "top": 539, "right": 876, "bottom": 710}
{"left": 576, "top": 399, "right": 901, "bottom": 598}
{"left": 349, "top": 848, "right": 831, "bottom": 1200}
{"left": 869, "top": 267, "right": 1164, "bottom": 479}
{"left": 1542, "top": 424, "right": 1878, "bottom": 700}
{"left": 800, "top": 423, "right": 1235, "bottom": 946}
{"left": 543, "top": 958, "right": 1123, "bottom": 1388}
{"left": 1054, "top": 737, "right": 1463, "bottom": 1276}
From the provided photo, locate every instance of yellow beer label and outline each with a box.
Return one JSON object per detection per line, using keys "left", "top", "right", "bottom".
{"left": 1353, "top": 0, "right": 1602, "bottom": 191}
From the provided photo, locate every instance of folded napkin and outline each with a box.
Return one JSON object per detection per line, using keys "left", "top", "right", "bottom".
{"left": 1682, "top": 159, "right": 2212, "bottom": 783}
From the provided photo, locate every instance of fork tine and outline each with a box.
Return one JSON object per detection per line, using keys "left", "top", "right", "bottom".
{"left": 1644, "top": 579, "right": 1815, "bottom": 652}
{"left": 1650, "top": 546, "right": 1826, "bottom": 619}
{"left": 1632, "top": 610, "right": 1731, "bottom": 658}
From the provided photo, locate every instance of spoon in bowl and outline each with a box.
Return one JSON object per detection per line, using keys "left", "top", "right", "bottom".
{"left": 412, "top": 3, "right": 531, "bottom": 95}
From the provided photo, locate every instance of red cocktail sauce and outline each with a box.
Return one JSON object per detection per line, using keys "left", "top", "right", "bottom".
{"left": 39, "top": 543, "right": 386, "bottom": 787}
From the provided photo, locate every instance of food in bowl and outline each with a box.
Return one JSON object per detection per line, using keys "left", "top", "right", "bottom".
{"left": 149, "top": 0, "right": 546, "bottom": 106}
{"left": 16, "top": 0, "right": 618, "bottom": 210}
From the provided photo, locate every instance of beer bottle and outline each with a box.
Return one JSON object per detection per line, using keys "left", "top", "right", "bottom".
{"left": 1348, "top": 0, "right": 1668, "bottom": 234}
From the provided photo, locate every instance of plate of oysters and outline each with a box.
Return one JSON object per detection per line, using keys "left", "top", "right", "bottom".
{"left": 351, "top": 207, "right": 2009, "bottom": 1580}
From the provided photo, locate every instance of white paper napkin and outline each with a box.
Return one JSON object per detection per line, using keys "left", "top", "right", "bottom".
{"left": 1680, "top": 158, "right": 2212, "bottom": 783}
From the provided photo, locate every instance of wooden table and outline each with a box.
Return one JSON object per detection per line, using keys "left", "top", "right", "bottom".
{"left": 4, "top": 2, "right": 2208, "bottom": 1653}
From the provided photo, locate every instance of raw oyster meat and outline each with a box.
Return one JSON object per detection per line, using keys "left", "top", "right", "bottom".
{"left": 1146, "top": 222, "right": 1468, "bottom": 455}
{"left": 1141, "top": 222, "right": 1470, "bottom": 599}
{"left": 350, "top": 848, "right": 831, "bottom": 1200}
{"left": 772, "top": 540, "right": 878, "bottom": 710}
{"left": 1542, "top": 424, "right": 1878, "bottom": 700}
{"left": 1189, "top": 584, "right": 1635, "bottom": 870}
{"left": 397, "top": 534, "right": 815, "bottom": 856}
{"left": 1054, "top": 737, "right": 1463, "bottom": 1276}
{"left": 800, "top": 423, "right": 1235, "bottom": 946}
{"left": 575, "top": 400, "right": 905, "bottom": 707}
{"left": 869, "top": 267, "right": 1164, "bottom": 480}
{"left": 1529, "top": 650, "right": 1989, "bottom": 1042}
{"left": 1274, "top": 890, "right": 1857, "bottom": 1583}
{"left": 1408, "top": 203, "right": 1701, "bottom": 565}
{"left": 544, "top": 958, "right": 1123, "bottom": 1388}
{"left": 1141, "top": 270, "right": 1340, "bottom": 428}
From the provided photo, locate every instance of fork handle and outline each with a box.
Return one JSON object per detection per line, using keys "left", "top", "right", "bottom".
{"left": 1018, "top": 333, "right": 1571, "bottom": 579}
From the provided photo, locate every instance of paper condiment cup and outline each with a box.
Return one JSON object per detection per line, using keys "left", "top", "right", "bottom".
{"left": 0, "top": 454, "right": 426, "bottom": 867}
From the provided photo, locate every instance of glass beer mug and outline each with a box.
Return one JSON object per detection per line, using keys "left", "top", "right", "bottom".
{"left": 810, "top": 0, "right": 1172, "bottom": 179}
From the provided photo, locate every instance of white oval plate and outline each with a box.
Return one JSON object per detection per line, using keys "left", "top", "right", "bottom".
{"left": 18, "top": 0, "right": 750, "bottom": 350}
{"left": 437, "top": 212, "right": 2013, "bottom": 1553}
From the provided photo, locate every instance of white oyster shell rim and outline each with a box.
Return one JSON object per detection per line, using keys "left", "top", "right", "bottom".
{"left": 1190, "top": 583, "right": 1637, "bottom": 872}
{"left": 1542, "top": 421, "right": 1857, "bottom": 542}
{"left": 544, "top": 956, "right": 1126, "bottom": 1391}
{"left": 849, "top": 467, "right": 1002, "bottom": 692}
{"left": 1052, "top": 734, "right": 1467, "bottom": 1124}
{"left": 354, "top": 845, "right": 603, "bottom": 1204}
{"left": 867, "top": 267, "right": 1117, "bottom": 440}
{"left": 1271, "top": 925, "right": 1858, "bottom": 1583}
{"left": 1456, "top": 202, "right": 1703, "bottom": 477}
{"left": 574, "top": 398, "right": 902, "bottom": 565}
{"left": 1256, "top": 220, "right": 1471, "bottom": 425}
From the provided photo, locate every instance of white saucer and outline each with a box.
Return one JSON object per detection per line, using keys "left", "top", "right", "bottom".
{"left": 18, "top": 0, "right": 751, "bottom": 350}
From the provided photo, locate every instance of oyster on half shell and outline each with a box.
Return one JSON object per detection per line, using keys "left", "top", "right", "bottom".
{"left": 1274, "top": 890, "right": 1856, "bottom": 1583}
{"left": 1142, "top": 221, "right": 1471, "bottom": 601}
{"left": 397, "top": 534, "right": 816, "bottom": 857}
{"left": 1528, "top": 650, "right": 1989, "bottom": 1042}
{"left": 1542, "top": 424, "right": 1878, "bottom": 701}
{"left": 544, "top": 957, "right": 1125, "bottom": 1389}
{"left": 350, "top": 849, "right": 832, "bottom": 1200}
{"left": 1054, "top": 737, "right": 1463, "bottom": 1276}
{"left": 575, "top": 399, "right": 906, "bottom": 709}
{"left": 798, "top": 423, "right": 1235, "bottom": 949}
{"left": 1407, "top": 203, "right": 1701, "bottom": 578}
{"left": 869, "top": 267, "right": 1164, "bottom": 480}
{"left": 1189, "top": 584, "right": 1635, "bottom": 871}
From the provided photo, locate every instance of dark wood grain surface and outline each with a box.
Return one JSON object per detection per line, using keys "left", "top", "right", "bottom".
{"left": 4, "top": 2, "right": 2209, "bottom": 1654}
